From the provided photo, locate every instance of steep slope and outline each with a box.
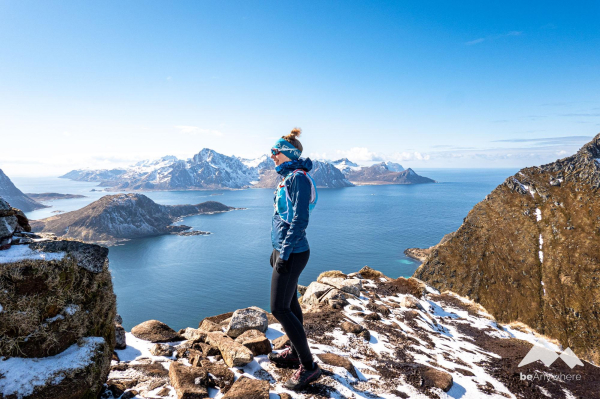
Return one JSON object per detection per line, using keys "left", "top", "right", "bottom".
{"left": 310, "top": 160, "right": 354, "bottom": 188}
{"left": 30, "top": 194, "right": 235, "bottom": 245}
{"left": 330, "top": 158, "right": 361, "bottom": 174}
{"left": 347, "top": 164, "right": 435, "bottom": 185}
{"left": 414, "top": 133, "right": 600, "bottom": 364}
{"left": 0, "top": 169, "right": 47, "bottom": 211}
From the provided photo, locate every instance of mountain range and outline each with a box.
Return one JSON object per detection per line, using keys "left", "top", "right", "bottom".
{"left": 60, "top": 149, "right": 433, "bottom": 190}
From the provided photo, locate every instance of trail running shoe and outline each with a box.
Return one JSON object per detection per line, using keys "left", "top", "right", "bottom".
{"left": 268, "top": 346, "right": 301, "bottom": 368}
{"left": 284, "top": 363, "right": 322, "bottom": 390}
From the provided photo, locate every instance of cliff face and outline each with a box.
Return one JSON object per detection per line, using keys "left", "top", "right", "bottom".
{"left": 414, "top": 133, "right": 600, "bottom": 364}
{"left": 30, "top": 194, "right": 235, "bottom": 245}
{"left": 0, "top": 169, "right": 47, "bottom": 212}
{"left": 0, "top": 201, "right": 116, "bottom": 398}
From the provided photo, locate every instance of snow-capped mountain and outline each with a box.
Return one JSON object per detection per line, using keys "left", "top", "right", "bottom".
{"left": 330, "top": 158, "right": 362, "bottom": 174}
{"left": 383, "top": 161, "right": 405, "bottom": 172}
{"left": 310, "top": 160, "right": 354, "bottom": 188}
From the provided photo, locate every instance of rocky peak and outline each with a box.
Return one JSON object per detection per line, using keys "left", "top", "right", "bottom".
{"left": 0, "top": 169, "right": 47, "bottom": 212}
{"left": 414, "top": 133, "right": 600, "bottom": 364}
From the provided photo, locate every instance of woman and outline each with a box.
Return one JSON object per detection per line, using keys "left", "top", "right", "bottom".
{"left": 267, "top": 128, "right": 321, "bottom": 390}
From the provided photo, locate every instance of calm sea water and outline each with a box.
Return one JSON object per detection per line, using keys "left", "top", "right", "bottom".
{"left": 12, "top": 168, "right": 517, "bottom": 330}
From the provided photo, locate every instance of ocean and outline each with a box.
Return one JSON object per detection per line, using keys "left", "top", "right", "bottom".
{"left": 12, "top": 168, "right": 517, "bottom": 330}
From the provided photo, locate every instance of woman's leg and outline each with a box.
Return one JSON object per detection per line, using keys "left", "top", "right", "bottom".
{"left": 270, "top": 250, "right": 313, "bottom": 369}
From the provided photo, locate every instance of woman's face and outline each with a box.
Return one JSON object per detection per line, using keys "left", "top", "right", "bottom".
{"left": 271, "top": 151, "right": 291, "bottom": 166}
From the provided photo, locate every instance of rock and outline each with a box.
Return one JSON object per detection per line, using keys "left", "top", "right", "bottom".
{"left": 301, "top": 282, "right": 333, "bottom": 305}
{"left": 115, "top": 323, "right": 127, "bottom": 349}
{"left": 316, "top": 353, "right": 358, "bottom": 378}
{"left": 157, "top": 387, "right": 171, "bottom": 396}
{"left": 363, "top": 312, "right": 381, "bottom": 321}
{"left": 180, "top": 327, "right": 207, "bottom": 342}
{"left": 121, "top": 390, "right": 139, "bottom": 399}
{"left": 272, "top": 334, "right": 290, "bottom": 350}
{"left": 0, "top": 337, "right": 111, "bottom": 399}
{"left": 198, "top": 358, "right": 235, "bottom": 393}
{"left": 115, "top": 314, "right": 123, "bottom": 325}
{"left": 130, "top": 362, "right": 170, "bottom": 378}
{"left": 0, "top": 240, "right": 116, "bottom": 361}
{"left": 131, "top": 320, "right": 183, "bottom": 343}
{"left": 194, "top": 342, "right": 220, "bottom": 356}
{"left": 187, "top": 348, "right": 204, "bottom": 367}
{"left": 225, "top": 307, "right": 268, "bottom": 338}
{"left": 358, "top": 329, "right": 371, "bottom": 341}
{"left": 0, "top": 215, "right": 18, "bottom": 238}
{"left": 367, "top": 302, "right": 391, "bottom": 316}
{"left": 28, "top": 240, "right": 109, "bottom": 273}
{"left": 279, "top": 394, "right": 292, "bottom": 399}
{"left": 319, "top": 277, "right": 362, "bottom": 296}
{"left": 380, "top": 277, "right": 428, "bottom": 298}
{"left": 348, "top": 305, "right": 363, "bottom": 311}
{"left": 358, "top": 266, "right": 390, "bottom": 280}
{"left": 199, "top": 311, "right": 234, "bottom": 327}
{"left": 341, "top": 321, "right": 364, "bottom": 334}
{"left": 222, "top": 376, "right": 270, "bottom": 399}
{"left": 415, "top": 364, "right": 453, "bottom": 392}
{"left": 169, "top": 361, "right": 209, "bottom": 399}
{"left": 199, "top": 319, "right": 222, "bottom": 332}
{"left": 329, "top": 299, "right": 349, "bottom": 309}
{"left": 234, "top": 329, "right": 272, "bottom": 356}
{"left": 399, "top": 295, "right": 423, "bottom": 310}
{"left": 317, "top": 270, "right": 347, "bottom": 282}
{"left": 151, "top": 343, "right": 174, "bottom": 357}
{"left": 205, "top": 331, "right": 254, "bottom": 367}
{"left": 297, "top": 284, "right": 308, "bottom": 296}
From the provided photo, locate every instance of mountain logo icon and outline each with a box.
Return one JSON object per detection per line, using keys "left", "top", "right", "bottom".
{"left": 518, "top": 345, "right": 584, "bottom": 369}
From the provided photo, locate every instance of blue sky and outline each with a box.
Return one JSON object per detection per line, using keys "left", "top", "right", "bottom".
{"left": 1, "top": 1, "right": 599, "bottom": 176}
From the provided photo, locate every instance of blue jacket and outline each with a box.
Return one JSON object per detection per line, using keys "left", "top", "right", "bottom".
{"left": 271, "top": 158, "right": 313, "bottom": 260}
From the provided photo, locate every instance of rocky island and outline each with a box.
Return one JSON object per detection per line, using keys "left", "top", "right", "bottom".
{"left": 25, "top": 193, "right": 87, "bottom": 201}
{"left": 29, "top": 193, "right": 238, "bottom": 245}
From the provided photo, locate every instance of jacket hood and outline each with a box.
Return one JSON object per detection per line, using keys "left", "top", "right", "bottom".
{"left": 275, "top": 158, "right": 313, "bottom": 176}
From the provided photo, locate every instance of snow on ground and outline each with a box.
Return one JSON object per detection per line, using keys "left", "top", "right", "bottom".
{"left": 0, "top": 337, "right": 105, "bottom": 397}
{"left": 0, "top": 244, "right": 65, "bottom": 264}
{"left": 536, "top": 208, "right": 542, "bottom": 221}
{"left": 106, "top": 276, "right": 597, "bottom": 399}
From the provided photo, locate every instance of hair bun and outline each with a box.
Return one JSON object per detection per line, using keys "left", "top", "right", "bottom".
{"left": 287, "top": 127, "right": 302, "bottom": 139}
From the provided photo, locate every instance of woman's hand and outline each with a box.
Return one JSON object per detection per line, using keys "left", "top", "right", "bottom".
{"left": 276, "top": 257, "right": 290, "bottom": 274}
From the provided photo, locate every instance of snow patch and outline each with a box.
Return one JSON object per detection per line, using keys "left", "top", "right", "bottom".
{"left": 0, "top": 337, "right": 105, "bottom": 397}
{"left": 0, "top": 245, "right": 65, "bottom": 264}
{"left": 0, "top": 303, "right": 3, "bottom": 313}
{"left": 535, "top": 208, "right": 542, "bottom": 221}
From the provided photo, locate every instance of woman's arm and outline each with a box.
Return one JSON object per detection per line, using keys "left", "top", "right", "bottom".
{"left": 279, "top": 173, "right": 311, "bottom": 260}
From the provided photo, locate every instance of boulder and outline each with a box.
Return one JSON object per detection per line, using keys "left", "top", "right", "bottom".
{"left": 316, "top": 353, "right": 358, "bottom": 378}
{"left": 358, "top": 266, "right": 390, "bottom": 280}
{"left": 297, "top": 284, "right": 308, "bottom": 296}
{"left": 367, "top": 302, "right": 391, "bottom": 316}
{"left": 169, "top": 361, "right": 209, "bottom": 399}
{"left": 151, "top": 343, "right": 174, "bottom": 357}
{"left": 0, "top": 240, "right": 116, "bottom": 359}
{"left": 199, "top": 319, "right": 222, "bottom": 332}
{"left": 115, "top": 324, "right": 127, "bottom": 349}
{"left": 0, "top": 215, "right": 18, "bottom": 238}
{"left": 317, "top": 270, "right": 347, "bottom": 282}
{"left": 225, "top": 307, "right": 268, "bottom": 338}
{"left": 131, "top": 320, "right": 183, "bottom": 343}
{"left": 198, "top": 311, "right": 234, "bottom": 327}
{"left": 205, "top": 332, "right": 254, "bottom": 367}
{"left": 399, "top": 295, "right": 423, "bottom": 310}
{"left": 301, "top": 282, "right": 333, "bottom": 305}
{"left": 272, "top": 334, "right": 290, "bottom": 350}
{"left": 234, "top": 329, "right": 272, "bottom": 356}
{"left": 421, "top": 366, "right": 453, "bottom": 392}
{"left": 222, "top": 376, "right": 270, "bottom": 399}
{"left": 319, "top": 277, "right": 362, "bottom": 297}
{"left": 180, "top": 327, "right": 207, "bottom": 342}
{"left": 0, "top": 337, "right": 111, "bottom": 399}
{"left": 198, "top": 358, "right": 235, "bottom": 393}
{"left": 341, "top": 321, "right": 364, "bottom": 335}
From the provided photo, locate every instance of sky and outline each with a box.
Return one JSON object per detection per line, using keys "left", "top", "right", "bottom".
{"left": 1, "top": 1, "right": 599, "bottom": 176}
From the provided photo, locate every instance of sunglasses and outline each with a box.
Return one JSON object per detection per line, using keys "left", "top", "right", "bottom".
{"left": 271, "top": 148, "right": 282, "bottom": 156}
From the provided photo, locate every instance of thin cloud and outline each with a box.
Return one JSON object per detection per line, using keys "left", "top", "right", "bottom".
{"left": 175, "top": 126, "right": 223, "bottom": 136}
{"left": 492, "top": 136, "right": 592, "bottom": 146}
{"left": 466, "top": 31, "right": 522, "bottom": 45}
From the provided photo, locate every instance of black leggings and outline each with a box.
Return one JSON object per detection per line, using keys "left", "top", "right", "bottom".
{"left": 270, "top": 249, "right": 313, "bottom": 368}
